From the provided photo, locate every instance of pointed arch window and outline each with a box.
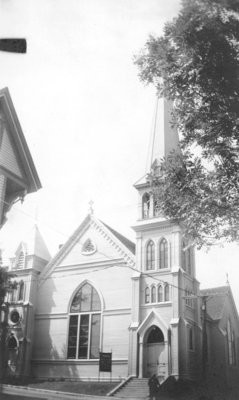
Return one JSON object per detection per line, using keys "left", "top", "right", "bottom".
{"left": 158, "top": 285, "right": 163, "bottom": 302}
{"left": 145, "top": 287, "right": 150, "bottom": 304}
{"left": 67, "top": 283, "right": 101, "bottom": 360}
{"left": 142, "top": 193, "right": 150, "bottom": 219}
{"left": 151, "top": 286, "right": 156, "bottom": 303}
{"left": 159, "top": 238, "right": 168, "bottom": 269}
{"left": 18, "top": 281, "right": 25, "bottom": 301}
{"left": 165, "top": 284, "right": 170, "bottom": 301}
{"left": 227, "top": 320, "right": 236, "bottom": 365}
{"left": 146, "top": 240, "right": 155, "bottom": 270}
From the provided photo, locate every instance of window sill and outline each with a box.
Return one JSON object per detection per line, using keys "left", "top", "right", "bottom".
{"left": 142, "top": 301, "right": 172, "bottom": 308}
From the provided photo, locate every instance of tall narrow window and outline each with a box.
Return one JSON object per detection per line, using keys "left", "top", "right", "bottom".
{"left": 67, "top": 283, "right": 101, "bottom": 360}
{"left": 151, "top": 286, "right": 156, "bottom": 303}
{"left": 159, "top": 238, "right": 168, "bottom": 269}
{"left": 182, "top": 241, "right": 186, "bottom": 271}
{"left": 188, "top": 326, "right": 194, "bottom": 350}
{"left": 165, "top": 284, "right": 170, "bottom": 301}
{"left": 158, "top": 285, "right": 163, "bottom": 302}
{"left": 187, "top": 249, "right": 192, "bottom": 275}
{"left": 142, "top": 193, "right": 150, "bottom": 219}
{"left": 18, "top": 281, "right": 24, "bottom": 301}
{"left": 146, "top": 240, "right": 155, "bottom": 270}
{"left": 227, "top": 320, "right": 236, "bottom": 365}
{"left": 145, "top": 287, "right": 150, "bottom": 304}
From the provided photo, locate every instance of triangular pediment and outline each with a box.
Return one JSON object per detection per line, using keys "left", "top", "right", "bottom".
{"left": 137, "top": 309, "right": 169, "bottom": 338}
{"left": 40, "top": 214, "right": 135, "bottom": 283}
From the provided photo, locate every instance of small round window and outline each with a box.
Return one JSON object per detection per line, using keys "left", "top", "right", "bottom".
{"left": 10, "top": 310, "right": 20, "bottom": 324}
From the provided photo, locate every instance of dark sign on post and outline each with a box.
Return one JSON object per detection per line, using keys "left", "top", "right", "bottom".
{"left": 99, "top": 352, "right": 112, "bottom": 372}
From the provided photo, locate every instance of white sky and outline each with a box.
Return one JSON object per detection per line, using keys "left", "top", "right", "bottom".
{"left": 0, "top": 0, "right": 238, "bottom": 310}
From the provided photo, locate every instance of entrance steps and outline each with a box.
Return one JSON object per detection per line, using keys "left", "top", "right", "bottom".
{"left": 112, "top": 377, "right": 149, "bottom": 398}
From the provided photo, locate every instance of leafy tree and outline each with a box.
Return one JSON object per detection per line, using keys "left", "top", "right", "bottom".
{"left": 135, "top": 0, "right": 239, "bottom": 247}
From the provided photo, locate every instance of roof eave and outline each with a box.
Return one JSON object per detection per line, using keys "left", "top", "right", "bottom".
{"left": 0, "top": 87, "right": 42, "bottom": 193}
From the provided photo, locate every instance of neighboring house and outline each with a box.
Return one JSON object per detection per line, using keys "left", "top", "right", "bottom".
{"left": 201, "top": 286, "right": 239, "bottom": 387}
{"left": 4, "top": 99, "right": 239, "bottom": 386}
{"left": 0, "top": 87, "right": 41, "bottom": 228}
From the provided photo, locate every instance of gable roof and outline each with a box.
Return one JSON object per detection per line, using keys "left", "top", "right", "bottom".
{"left": 39, "top": 214, "right": 136, "bottom": 284}
{"left": 101, "top": 222, "right": 135, "bottom": 254}
{"left": 0, "top": 87, "right": 41, "bottom": 193}
{"left": 200, "top": 286, "right": 230, "bottom": 321}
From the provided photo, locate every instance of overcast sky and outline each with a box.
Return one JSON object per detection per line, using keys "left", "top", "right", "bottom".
{"left": 0, "top": 0, "right": 239, "bottom": 309}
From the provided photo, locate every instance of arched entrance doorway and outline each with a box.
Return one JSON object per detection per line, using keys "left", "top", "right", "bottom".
{"left": 7, "top": 333, "right": 19, "bottom": 374}
{"left": 143, "top": 325, "right": 167, "bottom": 379}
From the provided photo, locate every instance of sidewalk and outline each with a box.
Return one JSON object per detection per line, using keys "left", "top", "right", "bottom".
{"left": 1, "top": 384, "right": 143, "bottom": 400}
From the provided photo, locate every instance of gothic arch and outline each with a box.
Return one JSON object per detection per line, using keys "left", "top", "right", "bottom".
{"left": 68, "top": 279, "right": 104, "bottom": 313}
{"left": 145, "top": 239, "right": 156, "bottom": 270}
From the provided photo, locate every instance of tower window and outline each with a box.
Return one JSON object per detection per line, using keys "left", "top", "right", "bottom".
{"left": 142, "top": 193, "right": 150, "bottom": 219}
{"left": 145, "top": 287, "right": 150, "bottom": 304}
{"left": 165, "top": 284, "right": 170, "bottom": 301}
{"left": 146, "top": 240, "right": 155, "bottom": 270}
{"left": 18, "top": 281, "right": 25, "bottom": 301}
{"left": 151, "top": 286, "right": 156, "bottom": 303}
{"left": 158, "top": 285, "right": 163, "bottom": 302}
{"left": 159, "top": 238, "right": 168, "bottom": 269}
{"left": 67, "top": 283, "right": 101, "bottom": 360}
{"left": 16, "top": 251, "right": 25, "bottom": 269}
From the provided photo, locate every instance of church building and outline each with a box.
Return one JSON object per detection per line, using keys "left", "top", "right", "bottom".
{"left": 4, "top": 99, "right": 239, "bottom": 387}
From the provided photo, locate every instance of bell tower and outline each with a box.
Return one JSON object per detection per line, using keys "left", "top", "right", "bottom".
{"left": 129, "top": 98, "right": 202, "bottom": 381}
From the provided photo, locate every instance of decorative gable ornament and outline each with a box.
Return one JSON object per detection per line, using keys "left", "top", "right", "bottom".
{"left": 81, "top": 238, "right": 96, "bottom": 255}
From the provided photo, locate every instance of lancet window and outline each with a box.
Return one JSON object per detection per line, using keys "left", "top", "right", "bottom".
{"left": 144, "top": 283, "right": 170, "bottom": 304}
{"left": 142, "top": 193, "right": 150, "bottom": 219}
{"left": 227, "top": 320, "right": 236, "bottom": 365}
{"left": 67, "top": 283, "right": 101, "bottom": 360}
{"left": 146, "top": 240, "right": 155, "bottom": 270}
{"left": 159, "top": 238, "right": 168, "bottom": 269}
{"left": 151, "top": 286, "right": 156, "bottom": 303}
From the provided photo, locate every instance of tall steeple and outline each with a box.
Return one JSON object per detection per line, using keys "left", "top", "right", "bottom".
{"left": 146, "top": 97, "right": 180, "bottom": 173}
{"left": 135, "top": 98, "right": 180, "bottom": 189}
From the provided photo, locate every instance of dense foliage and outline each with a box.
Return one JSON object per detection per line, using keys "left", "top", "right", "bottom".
{"left": 135, "top": 0, "right": 239, "bottom": 247}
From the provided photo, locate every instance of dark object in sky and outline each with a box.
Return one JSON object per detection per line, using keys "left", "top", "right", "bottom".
{"left": 0, "top": 39, "right": 27, "bottom": 53}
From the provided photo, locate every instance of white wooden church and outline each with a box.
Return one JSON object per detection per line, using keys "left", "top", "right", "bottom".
{"left": 4, "top": 98, "right": 239, "bottom": 387}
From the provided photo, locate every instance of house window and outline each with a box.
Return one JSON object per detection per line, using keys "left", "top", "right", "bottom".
{"left": 145, "top": 287, "right": 150, "bottom": 304}
{"left": 151, "top": 286, "right": 156, "bottom": 303}
{"left": 146, "top": 240, "right": 155, "bottom": 270}
{"left": 142, "top": 193, "right": 150, "bottom": 219}
{"left": 227, "top": 320, "right": 236, "bottom": 365}
{"left": 165, "top": 284, "right": 170, "bottom": 301}
{"left": 158, "top": 285, "right": 163, "bottom": 302}
{"left": 67, "top": 283, "right": 101, "bottom": 360}
{"left": 159, "top": 238, "right": 168, "bottom": 269}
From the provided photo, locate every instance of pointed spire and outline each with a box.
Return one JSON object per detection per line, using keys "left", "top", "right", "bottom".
{"left": 16, "top": 225, "right": 51, "bottom": 262}
{"left": 146, "top": 98, "right": 180, "bottom": 173}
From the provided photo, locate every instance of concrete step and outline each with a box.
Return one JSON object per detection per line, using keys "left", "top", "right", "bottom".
{"left": 113, "top": 377, "right": 149, "bottom": 398}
